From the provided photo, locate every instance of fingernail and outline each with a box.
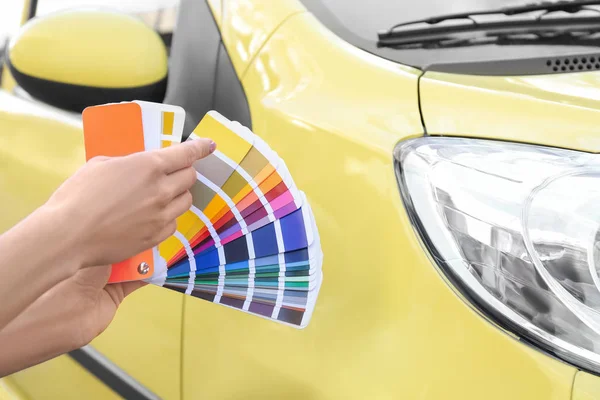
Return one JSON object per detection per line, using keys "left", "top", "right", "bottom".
{"left": 209, "top": 140, "right": 216, "bottom": 153}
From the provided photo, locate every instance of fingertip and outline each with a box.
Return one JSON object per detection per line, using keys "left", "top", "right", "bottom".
{"left": 197, "top": 137, "right": 216, "bottom": 156}
{"left": 155, "top": 137, "right": 216, "bottom": 173}
{"left": 188, "top": 136, "right": 215, "bottom": 157}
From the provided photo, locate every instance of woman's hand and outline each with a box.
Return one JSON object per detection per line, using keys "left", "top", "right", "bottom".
{"left": 0, "top": 265, "right": 146, "bottom": 377}
{"left": 0, "top": 138, "right": 214, "bottom": 332}
{"left": 46, "top": 138, "right": 215, "bottom": 268}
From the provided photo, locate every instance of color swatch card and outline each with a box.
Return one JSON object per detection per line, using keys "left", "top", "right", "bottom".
{"left": 82, "top": 101, "right": 185, "bottom": 283}
{"left": 82, "top": 102, "right": 323, "bottom": 329}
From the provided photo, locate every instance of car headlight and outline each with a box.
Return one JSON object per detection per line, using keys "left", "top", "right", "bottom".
{"left": 395, "top": 136, "right": 600, "bottom": 372}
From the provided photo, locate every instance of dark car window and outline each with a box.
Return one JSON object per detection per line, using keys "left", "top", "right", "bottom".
{"left": 300, "top": 0, "right": 600, "bottom": 73}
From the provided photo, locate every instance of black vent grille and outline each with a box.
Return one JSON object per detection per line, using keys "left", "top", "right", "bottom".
{"left": 426, "top": 53, "right": 600, "bottom": 76}
{"left": 546, "top": 56, "right": 600, "bottom": 72}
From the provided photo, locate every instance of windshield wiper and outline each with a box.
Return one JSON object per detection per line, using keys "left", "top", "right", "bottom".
{"left": 377, "top": 0, "right": 600, "bottom": 47}
{"left": 401, "top": 29, "right": 600, "bottom": 50}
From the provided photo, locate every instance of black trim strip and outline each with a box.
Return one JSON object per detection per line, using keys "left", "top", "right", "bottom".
{"left": 425, "top": 52, "right": 600, "bottom": 76}
{"left": 416, "top": 72, "right": 427, "bottom": 134}
{"left": 69, "top": 346, "right": 160, "bottom": 400}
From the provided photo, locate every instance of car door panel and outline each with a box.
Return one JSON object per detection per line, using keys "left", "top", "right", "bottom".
{"left": 220, "top": 0, "right": 306, "bottom": 78}
{"left": 0, "top": 92, "right": 183, "bottom": 400}
{"left": 5, "top": 355, "right": 121, "bottom": 400}
{"left": 180, "top": 9, "right": 576, "bottom": 400}
{"left": 89, "top": 286, "right": 183, "bottom": 400}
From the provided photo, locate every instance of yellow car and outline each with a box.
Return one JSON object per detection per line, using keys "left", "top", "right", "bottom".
{"left": 4, "top": 0, "right": 600, "bottom": 398}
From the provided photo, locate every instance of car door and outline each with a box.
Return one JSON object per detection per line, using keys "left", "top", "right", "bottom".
{"left": 175, "top": 0, "right": 576, "bottom": 399}
{"left": 175, "top": 0, "right": 432, "bottom": 398}
{"left": 0, "top": 1, "right": 184, "bottom": 399}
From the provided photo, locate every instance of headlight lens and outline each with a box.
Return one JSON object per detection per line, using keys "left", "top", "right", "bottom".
{"left": 395, "top": 137, "right": 600, "bottom": 372}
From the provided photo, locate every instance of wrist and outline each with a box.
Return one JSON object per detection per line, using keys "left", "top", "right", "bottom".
{"left": 0, "top": 285, "right": 90, "bottom": 376}
{"left": 35, "top": 202, "right": 85, "bottom": 276}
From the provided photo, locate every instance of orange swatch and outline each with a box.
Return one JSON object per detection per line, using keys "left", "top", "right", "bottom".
{"left": 82, "top": 102, "right": 155, "bottom": 283}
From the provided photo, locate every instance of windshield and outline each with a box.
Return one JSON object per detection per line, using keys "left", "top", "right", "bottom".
{"left": 301, "top": 0, "right": 600, "bottom": 71}
{"left": 314, "top": 0, "right": 526, "bottom": 43}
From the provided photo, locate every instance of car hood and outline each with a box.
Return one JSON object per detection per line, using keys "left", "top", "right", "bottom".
{"left": 419, "top": 70, "right": 600, "bottom": 153}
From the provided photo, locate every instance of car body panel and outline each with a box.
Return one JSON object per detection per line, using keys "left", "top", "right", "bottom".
{"left": 1, "top": 0, "right": 600, "bottom": 398}
{"left": 573, "top": 370, "right": 600, "bottom": 400}
{"left": 421, "top": 70, "right": 600, "bottom": 153}
{"left": 220, "top": 0, "right": 305, "bottom": 78}
{"left": 0, "top": 91, "right": 83, "bottom": 228}
{"left": 88, "top": 287, "right": 183, "bottom": 400}
{"left": 4, "top": 355, "right": 120, "bottom": 400}
{"left": 180, "top": 11, "right": 577, "bottom": 400}
{"left": 1, "top": 372, "right": 28, "bottom": 399}
{"left": 0, "top": 90, "right": 183, "bottom": 399}
{"left": 1, "top": 66, "right": 18, "bottom": 94}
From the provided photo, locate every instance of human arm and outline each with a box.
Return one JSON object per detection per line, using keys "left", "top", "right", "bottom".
{"left": 0, "top": 138, "right": 214, "bottom": 331}
{"left": 0, "top": 264, "right": 145, "bottom": 377}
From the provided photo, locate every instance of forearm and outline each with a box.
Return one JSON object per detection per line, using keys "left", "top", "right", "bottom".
{"left": 0, "top": 277, "right": 85, "bottom": 377}
{"left": 0, "top": 205, "right": 81, "bottom": 330}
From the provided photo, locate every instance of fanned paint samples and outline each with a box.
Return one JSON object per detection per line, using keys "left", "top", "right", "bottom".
{"left": 82, "top": 102, "right": 322, "bottom": 328}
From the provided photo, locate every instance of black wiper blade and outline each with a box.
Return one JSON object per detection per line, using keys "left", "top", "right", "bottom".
{"left": 378, "top": 16, "right": 600, "bottom": 48}
{"left": 402, "top": 28, "right": 600, "bottom": 50}
{"left": 378, "top": 0, "right": 600, "bottom": 46}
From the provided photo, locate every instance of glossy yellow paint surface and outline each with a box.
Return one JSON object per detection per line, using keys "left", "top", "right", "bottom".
{"left": 90, "top": 286, "right": 183, "bottom": 400}
{"left": 421, "top": 70, "right": 600, "bottom": 152}
{"left": 220, "top": 0, "right": 305, "bottom": 78}
{"left": 0, "top": 95, "right": 83, "bottom": 228}
{"left": 0, "top": 64, "right": 17, "bottom": 94}
{"left": 0, "top": 377, "right": 26, "bottom": 400}
{"left": 181, "top": 10, "right": 577, "bottom": 400}
{"left": 573, "top": 371, "right": 600, "bottom": 400}
{"left": 4, "top": 0, "right": 600, "bottom": 398}
{"left": 0, "top": 92, "right": 183, "bottom": 399}
{"left": 5, "top": 356, "right": 119, "bottom": 400}
{"left": 9, "top": 10, "right": 167, "bottom": 88}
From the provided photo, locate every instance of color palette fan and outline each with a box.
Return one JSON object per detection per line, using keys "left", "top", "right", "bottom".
{"left": 82, "top": 101, "right": 323, "bottom": 328}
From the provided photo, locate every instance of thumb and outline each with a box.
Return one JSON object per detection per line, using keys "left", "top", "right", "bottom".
{"left": 121, "top": 281, "right": 148, "bottom": 298}
{"left": 154, "top": 138, "right": 216, "bottom": 174}
{"left": 104, "top": 280, "right": 148, "bottom": 309}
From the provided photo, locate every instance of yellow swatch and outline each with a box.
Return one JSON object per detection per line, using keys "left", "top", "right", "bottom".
{"left": 162, "top": 111, "right": 174, "bottom": 135}
{"left": 161, "top": 111, "right": 174, "bottom": 148}
{"left": 232, "top": 183, "right": 253, "bottom": 204}
{"left": 193, "top": 113, "right": 252, "bottom": 164}
{"left": 158, "top": 210, "right": 205, "bottom": 261}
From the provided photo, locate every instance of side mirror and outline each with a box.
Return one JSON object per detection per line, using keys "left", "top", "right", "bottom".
{"left": 6, "top": 9, "right": 168, "bottom": 112}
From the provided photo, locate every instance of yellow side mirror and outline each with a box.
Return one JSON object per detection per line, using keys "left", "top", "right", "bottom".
{"left": 7, "top": 9, "right": 168, "bottom": 112}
